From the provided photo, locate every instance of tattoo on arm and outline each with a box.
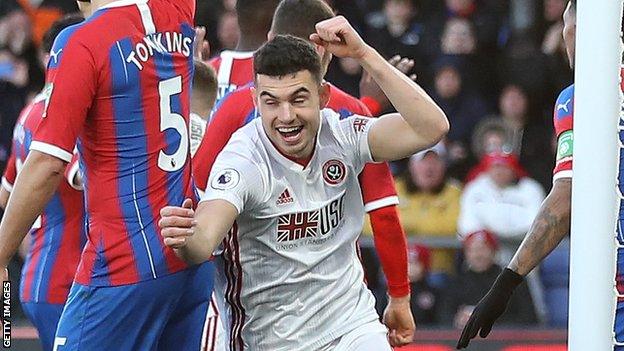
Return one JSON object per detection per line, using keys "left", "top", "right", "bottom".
{"left": 509, "top": 179, "right": 571, "bottom": 276}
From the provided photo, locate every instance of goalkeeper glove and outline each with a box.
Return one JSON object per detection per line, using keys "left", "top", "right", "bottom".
{"left": 456, "top": 268, "right": 523, "bottom": 349}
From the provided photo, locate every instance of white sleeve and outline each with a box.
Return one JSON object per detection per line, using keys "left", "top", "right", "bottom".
{"left": 337, "top": 114, "right": 378, "bottom": 173}
{"left": 200, "top": 148, "right": 264, "bottom": 214}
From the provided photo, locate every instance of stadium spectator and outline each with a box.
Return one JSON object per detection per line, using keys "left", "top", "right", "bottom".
{"left": 458, "top": 152, "right": 545, "bottom": 263}
{"left": 431, "top": 56, "right": 491, "bottom": 180}
{"left": 432, "top": 57, "right": 490, "bottom": 143}
{"left": 440, "top": 17, "right": 476, "bottom": 55}
{"left": 3, "top": 0, "right": 77, "bottom": 47}
{"left": 365, "top": 0, "right": 426, "bottom": 81}
{"left": 0, "top": 48, "right": 28, "bottom": 153}
{"left": 442, "top": 230, "right": 537, "bottom": 328}
{"left": 438, "top": 17, "right": 496, "bottom": 102}
{"left": 395, "top": 142, "right": 461, "bottom": 276}
{"left": 466, "top": 118, "right": 512, "bottom": 182}
{"left": 0, "top": 8, "right": 45, "bottom": 95}
{"left": 216, "top": 10, "right": 239, "bottom": 52}
{"left": 498, "top": 31, "right": 555, "bottom": 113}
{"left": 541, "top": 0, "right": 574, "bottom": 97}
{"left": 0, "top": 10, "right": 34, "bottom": 167}
{"left": 471, "top": 118, "right": 511, "bottom": 159}
{"left": 427, "top": 0, "right": 505, "bottom": 58}
{"left": 407, "top": 244, "right": 441, "bottom": 326}
{"left": 496, "top": 84, "right": 555, "bottom": 191}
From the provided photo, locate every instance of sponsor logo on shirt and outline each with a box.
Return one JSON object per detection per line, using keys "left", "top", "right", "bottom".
{"left": 211, "top": 168, "right": 240, "bottom": 190}
{"left": 322, "top": 159, "right": 346, "bottom": 186}
{"left": 275, "top": 194, "right": 345, "bottom": 248}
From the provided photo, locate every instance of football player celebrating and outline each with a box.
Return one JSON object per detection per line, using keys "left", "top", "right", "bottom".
{"left": 160, "top": 16, "right": 448, "bottom": 351}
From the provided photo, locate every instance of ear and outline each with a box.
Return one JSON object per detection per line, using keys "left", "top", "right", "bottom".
{"left": 318, "top": 82, "right": 330, "bottom": 109}
{"left": 251, "top": 86, "right": 259, "bottom": 109}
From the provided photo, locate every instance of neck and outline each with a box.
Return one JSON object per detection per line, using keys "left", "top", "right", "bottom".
{"left": 283, "top": 151, "right": 313, "bottom": 167}
{"left": 235, "top": 34, "right": 266, "bottom": 52}
{"left": 191, "top": 102, "right": 211, "bottom": 120}
{"left": 268, "top": 136, "right": 316, "bottom": 167}
{"left": 191, "top": 108, "right": 210, "bottom": 121}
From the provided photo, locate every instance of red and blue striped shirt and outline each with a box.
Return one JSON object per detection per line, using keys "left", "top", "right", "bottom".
{"left": 32, "top": 0, "right": 196, "bottom": 287}
{"left": 2, "top": 95, "right": 85, "bottom": 304}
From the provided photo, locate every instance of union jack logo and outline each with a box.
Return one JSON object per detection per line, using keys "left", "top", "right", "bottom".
{"left": 277, "top": 211, "right": 319, "bottom": 242}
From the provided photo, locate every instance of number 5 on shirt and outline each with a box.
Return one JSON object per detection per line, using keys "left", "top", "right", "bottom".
{"left": 158, "top": 75, "right": 188, "bottom": 172}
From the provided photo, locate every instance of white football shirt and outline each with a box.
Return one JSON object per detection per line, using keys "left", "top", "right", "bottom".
{"left": 201, "top": 108, "right": 386, "bottom": 351}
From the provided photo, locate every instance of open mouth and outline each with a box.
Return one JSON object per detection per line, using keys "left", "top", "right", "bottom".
{"left": 276, "top": 126, "right": 304, "bottom": 142}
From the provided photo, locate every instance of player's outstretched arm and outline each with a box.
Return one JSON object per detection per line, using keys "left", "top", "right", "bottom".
{"left": 0, "top": 151, "right": 66, "bottom": 280}
{"left": 508, "top": 178, "right": 571, "bottom": 275}
{"left": 160, "top": 199, "right": 237, "bottom": 265}
{"left": 311, "top": 16, "right": 449, "bottom": 161}
{"left": 456, "top": 178, "right": 571, "bottom": 349}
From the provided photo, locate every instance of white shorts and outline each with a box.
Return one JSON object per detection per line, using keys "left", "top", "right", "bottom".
{"left": 204, "top": 294, "right": 390, "bottom": 351}
{"left": 322, "top": 320, "right": 392, "bottom": 351}
{"left": 201, "top": 294, "right": 226, "bottom": 351}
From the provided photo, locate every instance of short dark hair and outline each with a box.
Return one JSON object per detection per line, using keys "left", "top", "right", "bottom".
{"left": 271, "top": 0, "right": 335, "bottom": 40}
{"left": 42, "top": 14, "right": 84, "bottom": 53}
{"left": 193, "top": 59, "right": 217, "bottom": 106}
{"left": 235, "top": 0, "right": 280, "bottom": 37}
{"left": 253, "top": 34, "right": 322, "bottom": 84}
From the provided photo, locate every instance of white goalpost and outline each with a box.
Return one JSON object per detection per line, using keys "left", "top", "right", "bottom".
{"left": 568, "top": 0, "right": 624, "bottom": 350}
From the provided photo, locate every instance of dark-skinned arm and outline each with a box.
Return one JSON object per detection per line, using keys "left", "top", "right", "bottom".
{"left": 457, "top": 178, "right": 571, "bottom": 349}
{"left": 508, "top": 178, "right": 571, "bottom": 275}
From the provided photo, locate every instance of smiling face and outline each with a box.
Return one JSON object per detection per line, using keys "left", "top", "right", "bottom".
{"left": 253, "top": 70, "right": 329, "bottom": 159}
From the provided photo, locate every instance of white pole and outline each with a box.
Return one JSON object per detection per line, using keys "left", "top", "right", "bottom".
{"left": 568, "top": 0, "right": 623, "bottom": 350}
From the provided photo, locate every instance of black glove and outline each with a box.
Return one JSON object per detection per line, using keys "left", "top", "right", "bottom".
{"left": 456, "top": 268, "right": 523, "bottom": 349}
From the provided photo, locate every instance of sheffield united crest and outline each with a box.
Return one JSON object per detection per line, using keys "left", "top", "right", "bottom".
{"left": 322, "top": 159, "right": 346, "bottom": 186}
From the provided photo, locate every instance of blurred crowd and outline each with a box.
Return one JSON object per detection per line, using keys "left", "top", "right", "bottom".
{"left": 0, "top": 0, "right": 572, "bottom": 329}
